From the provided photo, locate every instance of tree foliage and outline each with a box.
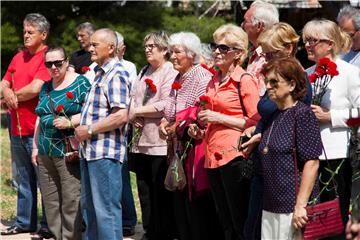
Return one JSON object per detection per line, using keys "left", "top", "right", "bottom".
{"left": 1, "top": 1, "right": 228, "bottom": 73}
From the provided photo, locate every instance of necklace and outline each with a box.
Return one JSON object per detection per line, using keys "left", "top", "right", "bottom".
{"left": 261, "top": 101, "right": 298, "bottom": 155}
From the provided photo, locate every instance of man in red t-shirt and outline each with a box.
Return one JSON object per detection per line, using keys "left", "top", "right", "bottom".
{"left": 0, "top": 13, "right": 53, "bottom": 238}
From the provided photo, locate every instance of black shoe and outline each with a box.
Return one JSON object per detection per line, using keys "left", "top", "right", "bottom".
{"left": 123, "top": 226, "right": 135, "bottom": 237}
{"left": 1, "top": 225, "right": 32, "bottom": 235}
{"left": 37, "top": 227, "right": 55, "bottom": 239}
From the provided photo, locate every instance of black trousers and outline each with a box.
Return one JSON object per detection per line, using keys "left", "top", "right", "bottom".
{"left": 130, "top": 153, "right": 177, "bottom": 240}
{"left": 207, "top": 157, "right": 251, "bottom": 240}
{"left": 319, "top": 158, "right": 352, "bottom": 240}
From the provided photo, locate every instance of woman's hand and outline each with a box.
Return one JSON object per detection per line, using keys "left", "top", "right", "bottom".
{"left": 346, "top": 219, "right": 360, "bottom": 240}
{"left": 31, "top": 148, "right": 39, "bottom": 167}
{"left": 240, "top": 133, "right": 261, "bottom": 154}
{"left": 292, "top": 204, "right": 308, "bottom": 230}
{"left": 129, "top": 106, "right": 137, "bottom": 122}
{"left": 53, "top": 117, "right": 71, "bottom": 129}
{"left": 198, "top": 109, "right": 222, "bottom": 125}
{"left": 159, "top": 118, "right": 170, "bottom": 139}
{"left": 187, "top": 123, "right": 205, "bottom": 139}
{"left": 311, "top": 105, "right": 331, "bottom": 123}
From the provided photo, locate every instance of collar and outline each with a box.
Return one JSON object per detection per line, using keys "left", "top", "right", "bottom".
{"left": 99, "top": 57, "right": 117, "bottom": 74}
{"left": 229, "top": 65, "right": 247, "bottom": 82}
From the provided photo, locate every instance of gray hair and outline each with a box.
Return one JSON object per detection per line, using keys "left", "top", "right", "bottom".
{"left": 76, "top": 22, "right": 95, "bottom": 35}
{"left": 251, "top": 0, "right": 279, "bottom": 29}
{"left": 337, "top": 5, "right": 360, "bottom": 31}
{"left": 169, "top": 32, "right": 202, "bottom": 64}
{"left": 200, "top": 43, "right": 213, "bottom": 63}
{"left": 115, "top": 31, "right": 124, "bottom": 47}
{"left": 144, "top": 30, "right": 171, "bottom": 59}
{"left": 23, "top": 13, "right": 50, "bottom": 33}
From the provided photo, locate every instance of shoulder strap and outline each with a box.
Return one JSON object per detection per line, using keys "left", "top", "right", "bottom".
{"left": 139, "top": 64, "right": 150, "bottom": 80}
{"left": 46, "top": 83, "right": 57, "bottom": 118}
{"left": 236, "top": 73, "right": 252, "bottom": 117}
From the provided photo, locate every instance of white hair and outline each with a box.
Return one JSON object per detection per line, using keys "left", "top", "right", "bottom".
{"left": 115, "top": 31, "right": 124, "bottom": 47}
{"left": 251, "top": 0, "right": 279, "bottom": 29}
{"left": 169, "top": 32, "right": 201, "bottom": 64}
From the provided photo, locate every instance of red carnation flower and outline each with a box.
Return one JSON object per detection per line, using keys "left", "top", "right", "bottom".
{"left": 8, "top": 68, "right": 16, "bottom": 74}
{"left": 308, "top": 74, "right": 317, "bottom": 84}
{"left": 209, "top": 67, "right": 218, "bottom": 75}
{"left": 56, "top": 104, "right": 64, "bottom": 113}
{"left": 346, "top": 118, "right": 360, "bottom": 127}
{"left": 66, "top": 91, "right": 74, "bottom": 100}
{"left": 214, "top": 152, "right": 222, "bottom": 160}
{"left": 199, "top": 95, "right": 211, "bottom": 106}
{"left": 200, "top": 63, "right": 209, "bottom": 70}
{"left": 171, "top": 82, "right": 182, "bottom": 90}
{"left": 318, "top": 57, "right": 331, "bottom": 66}
{"left": 144, "top": 78, "right": 153, "bottom": 85}
{"left": 81, "top": 66, "right": 91, "bottom": 74}
{"left": 150, "top": 84, "right": 157, "bottom": 93}
{"left": 315, "top": 66, "right": 326, "bottom": 77}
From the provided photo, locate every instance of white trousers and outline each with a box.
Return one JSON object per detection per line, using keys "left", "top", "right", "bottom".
{"left": 261, "top": 210, "right": 303, "bottom": 240}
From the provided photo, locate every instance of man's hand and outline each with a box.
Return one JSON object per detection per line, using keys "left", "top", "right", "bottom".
{"left": 3, "top": 87, "right": 18, "bottom": 110}
{"left": 75, "top": 125, "right": 91, "bottom": 142}
{"left": 165, "top": 122, "right": 176, "bottom": 137}
{"left": 31, "top": 149, "right": 39, "bottom": 167}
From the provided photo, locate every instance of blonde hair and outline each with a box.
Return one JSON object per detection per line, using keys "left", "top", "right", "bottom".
{"left": 258, "top": 22, "right": 299, "bottom": 56}
{"left": 302, "top": 19, "right": 352, "bottom": 56}
{"left": 213, "top": 24, "right": 248, "bottom": 65}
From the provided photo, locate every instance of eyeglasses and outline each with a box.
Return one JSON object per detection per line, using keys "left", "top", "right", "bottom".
{"left": 45, "top": 59, "right": 66, "bottom": 68}
{"left": 144, "top": 44, "right": 158, "bottom": 51}
{"left": 264, "top": 78, "right": 280, "bottom": 88}
{"left": 210, "top": 43, "right": 238, "bottom": 54}
{"left": 303, "top": 38, "right": 329, "bottom": 46}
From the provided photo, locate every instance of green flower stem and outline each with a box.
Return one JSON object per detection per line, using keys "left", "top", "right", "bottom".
{"left": 128, "top": 127, "right": 141, "bottom": 150}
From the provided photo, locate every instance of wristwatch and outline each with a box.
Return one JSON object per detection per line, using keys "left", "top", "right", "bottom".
{"left": 87, "top": 125, "right": 93, "bottom": 135}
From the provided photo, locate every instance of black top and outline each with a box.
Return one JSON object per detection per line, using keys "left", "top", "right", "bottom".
{"left": 69, "top": 49, "right": 93, "bottom": 74}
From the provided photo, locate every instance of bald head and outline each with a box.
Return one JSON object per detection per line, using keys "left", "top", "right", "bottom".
{"left": 89, "top": 28, "right": 117, "bottom": 65}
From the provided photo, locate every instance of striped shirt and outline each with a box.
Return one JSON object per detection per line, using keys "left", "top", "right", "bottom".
{"left": 164, "top": 64, "right": 212, "bottom": 122}
{"left": 80, "top": 58, "right": 130, "bottom": 162}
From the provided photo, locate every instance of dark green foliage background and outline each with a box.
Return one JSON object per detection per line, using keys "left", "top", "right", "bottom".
{"left": 1, "top": 1, "right": 227, "bottom": 73}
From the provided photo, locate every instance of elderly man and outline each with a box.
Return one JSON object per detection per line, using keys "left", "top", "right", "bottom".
{"left": 241, "top": 0, "right": 279, "bottom": 95}
{"left": 115, "top": 31, "right": 138, "bottom": 237}
{"left": 69, "top": 22, "right": 95, "bottom": 74}
{"left": 0, "top": 13, "right": 53, "bottom": 238}
{"left": 337, "top": 5, "right": 360, "bottom": 67}
{"left": 75, "top": 28, "right": 130, "bottom": 240}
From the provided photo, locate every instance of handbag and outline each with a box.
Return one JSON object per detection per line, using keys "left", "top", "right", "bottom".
{"left": 47, "top": 85, "right": 80, "bottom": 164}
{"left": 164, "top": 140, "right": 187, "bottom": 191}
{"left": 291, "top": 110, "right": 343, "bottom": 240}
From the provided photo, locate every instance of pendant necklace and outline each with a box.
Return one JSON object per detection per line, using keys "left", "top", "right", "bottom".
{"left": 261, "top": 101, "right": 298, "bottom": 155}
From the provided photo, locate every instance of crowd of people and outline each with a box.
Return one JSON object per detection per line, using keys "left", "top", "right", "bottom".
{"left": 1, "top": 1, "right": 360, "bottom": 240}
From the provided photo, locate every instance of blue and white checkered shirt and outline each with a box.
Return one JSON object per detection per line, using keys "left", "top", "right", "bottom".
{"left": 80, "top": 58, "right": 130, "bottom": 162}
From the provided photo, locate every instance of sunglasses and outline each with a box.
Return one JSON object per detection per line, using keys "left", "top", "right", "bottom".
{"left": 264, "top": 78, "right": 280, "bottom": 87}
{"left": 45, "top": 59, "right": 66, "bottom": 69}
{"left": 210, "top": 43, "right": 238, "bottom": 54}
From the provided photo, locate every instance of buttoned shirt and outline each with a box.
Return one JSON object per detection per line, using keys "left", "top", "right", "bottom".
{"left": 80, "top": 58, "right": 130, "bottom": 162}
{"left": 246, "top": 46, "right": 267, "bottom": 96}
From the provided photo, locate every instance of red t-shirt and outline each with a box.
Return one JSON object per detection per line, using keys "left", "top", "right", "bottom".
{"left": 3, "top": 47, "right": 50, "bottom": 136}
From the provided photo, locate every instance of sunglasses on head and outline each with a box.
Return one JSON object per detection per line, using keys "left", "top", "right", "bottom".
{"left": 210, "top": 43, "right": 238, "bottom": 53}
{"left": 44, "top": 59, "right": 66, "bottom": 69}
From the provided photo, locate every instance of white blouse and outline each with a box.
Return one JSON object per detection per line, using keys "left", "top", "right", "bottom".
{"left": 306, "top": 58, "right": 360, "bottom": 160}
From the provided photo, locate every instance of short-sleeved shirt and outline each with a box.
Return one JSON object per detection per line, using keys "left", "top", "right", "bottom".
{"left": 3, "top": 47, "right": 51, "bottom": 136}
{"left": 35, "top": 75, "right": 91, "bottom": 157}
{"left": 204, "top": 65, "right": 260, "bottom": 168}
{"left": 246, "top": 46, "right": 266, "bottom": 96}
{"left": 258, "top": 102, "right": 322, "bottom": 213}
{"left": 80, "top": 58, "right": 130, "bottom": 162}
{"left": 69, "top": 49, "right": 93, "bottom": 74}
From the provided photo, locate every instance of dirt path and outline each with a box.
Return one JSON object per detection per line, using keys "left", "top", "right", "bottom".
{"left": 0, "top": 222, "right": 144, "bottom": 240}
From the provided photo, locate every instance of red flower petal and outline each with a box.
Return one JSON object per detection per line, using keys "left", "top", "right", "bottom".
{"left": 66, "top": 91, "right": 74, "bottom": 100}
{"left": 318, "top": 57, "right": 331, "bottom": 66}
{"left": 171, "top": 82, "right": 182, "bottom": 90}
{"left": 346, "top": 118, "right": 360, "bottom": 127}
{"left": 214, "top": 152, "right": 222, "bottom": 160}
{"left": 8, "top": 67, "right": 16, "bottom": 73}
{"left": 81, "top": 66, "right": 91, "bottom": 74}
{"left": 150, "top": 84, "right": 157, "bottom": 93}
{"left": 315, "top": 66, "right": 326, "bottom": 77}
{"left": 144, "top": 78, "right": 153, "bottom": 85}
{"left": 200, "top": 63, "right": 209, "bottom": 70}
{"left": 308, "top": 74, "right": 317, "bottom": 84}
{"left": 56, "top": 104, "right": 64, "bottom": 113}
{"left": 199, "top": 95, "right": 211, "bottom": 105}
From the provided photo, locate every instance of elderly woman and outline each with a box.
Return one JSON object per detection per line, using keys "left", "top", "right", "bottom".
{"left": 128, "top": 30, "right": 178, "bottom": 240}
{"left": 303, "top": 19, "right": 360, "bottom": 236}
{"left": 160, "top": 32, "right": 223, "bottom": 240}
{"left": 188, "top": 24, "right": 260, "bottom": 240}
{"left": 32, "top": 46, "right": 91, "bottom": 240}
{"left": 241, "top": 22, "right": 313, "bottom": 239}
{"left": 259, "top": 57, "right": 322, "bottom": 239}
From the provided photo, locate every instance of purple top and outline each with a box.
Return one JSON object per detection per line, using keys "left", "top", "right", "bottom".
{"left": 258, "top": 101, "right": 322, "bottom": 213}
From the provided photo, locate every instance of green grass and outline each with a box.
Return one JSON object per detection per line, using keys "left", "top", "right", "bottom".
{"left": 0, "top": 127, "right": 142, "bottom": 223}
